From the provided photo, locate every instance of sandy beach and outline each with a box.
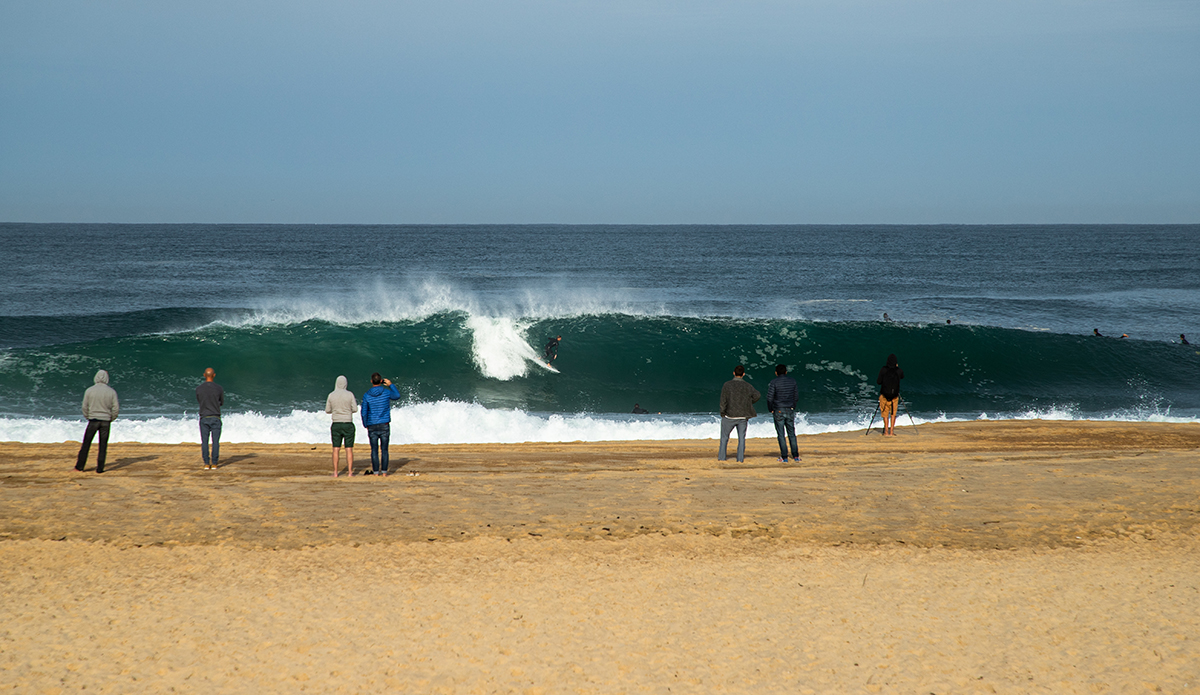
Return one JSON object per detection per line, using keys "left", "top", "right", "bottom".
{"left": 2, "top": 420, "right": 1199, "bottom": 692}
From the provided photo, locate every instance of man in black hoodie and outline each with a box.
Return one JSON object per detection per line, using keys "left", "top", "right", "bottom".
{"left": 876, "top": 354, "right": 904, "bottom": 437}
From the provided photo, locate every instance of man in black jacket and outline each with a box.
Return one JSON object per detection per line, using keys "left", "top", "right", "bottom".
{"left": 767, "top": 364, "right": 800, "bottom": 462}
{"left": 876, "top": 354, "right": 904, "bottom": 437}
{"left": 719, "top": 365, "right": 760, "bottom": 462}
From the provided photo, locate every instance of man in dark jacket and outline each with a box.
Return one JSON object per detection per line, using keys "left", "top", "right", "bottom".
{"left": 718, "top": 365, "right": 760, "bottom": 462}
{"left": 876, "top": 354, "right": 904, "bottom": 437}
{"left": 75, "top": 369, "right": 119, "bottom": 473}
{"left": 196, "top": 367, "right": 224, "bottom": 469}
{"left": 767, "top": 364, "right": 800, "bottom": 462}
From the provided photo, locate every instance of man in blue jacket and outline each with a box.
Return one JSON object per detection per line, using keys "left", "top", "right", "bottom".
{"left": 767, "top": 364, "right": 800, "bottom": 463}
{"left": 360, "top": 372, "right": 402, "bottom": 476}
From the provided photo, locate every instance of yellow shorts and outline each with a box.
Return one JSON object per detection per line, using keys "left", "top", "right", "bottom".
{"left": 879, "top": 395, "right": 898, "bottom": 418}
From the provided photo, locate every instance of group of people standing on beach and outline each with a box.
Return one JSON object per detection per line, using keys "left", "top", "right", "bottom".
{"left": 716, "top": 354, "right": 905, "bottom": 464}
{"left": 73, "top": 368, "right": 407, "bottom": 477}
{"left": 74, "top": 350, "right": 910, "bottom": 474}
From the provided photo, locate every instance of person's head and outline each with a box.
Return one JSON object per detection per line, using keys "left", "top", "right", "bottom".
{"left": 94, "top": 369, "right": 109, "bottom": 384}
{"left": 886, "top": 354, "right": 898, "bottom": 368}
{"left": 1182, "top": 334, "right": 1187, "bottom": 340}
{"left": 775, "top": 364, "right": 787, "bottom": 376}
{"left": 946, "top": 319, "right": 951, "bottom": 324}
{"left": 733, "top": 365, "right": 745, "bottom": 377}
{"left": 335, "top": 375, "right": 347, "bottom": 389}
{"left": 203, "top": 367, "right": 215, "bottom": 382}
{"left": 634, "top": 403, "right": 640, "bottom": 408}
{"left": 371, "top": 372, "right": 383, "bottom": 385}
{"left": 1094, "top": 328, "right": 1100, "bottom": 335}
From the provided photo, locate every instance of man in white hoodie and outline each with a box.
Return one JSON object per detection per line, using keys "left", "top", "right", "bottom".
{"left": 75, "top": 369, "right": 119, "bottom": 474}
{"left": 325, "top": 375, "right": 358, "bottom": 477}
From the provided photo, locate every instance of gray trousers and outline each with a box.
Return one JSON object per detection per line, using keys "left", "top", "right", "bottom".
{"left": 718, "top": 417, "right": 748, "bottom": 462}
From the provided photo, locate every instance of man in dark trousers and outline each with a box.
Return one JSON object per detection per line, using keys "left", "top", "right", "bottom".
{"left": 196, "top": 367, "right": 224, "bottom": 470}
{"left": 360, "top": 372, "right": 402, "bottom": 476}
{"left": 767, "top": 364, "right": 800, "bottom": 462}
{"left": 718, "top": 365, "right": 760, "bottom": 462}
{"left": 876, "top": 354, "right": 904, "bottom": 437}
{"left": 75, "top": 369, "right": 119, "bottom": 473}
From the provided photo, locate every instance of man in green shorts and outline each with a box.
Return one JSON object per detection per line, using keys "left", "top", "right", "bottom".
{"left": 325, "top": 375, "right": 359, "bottom": 477}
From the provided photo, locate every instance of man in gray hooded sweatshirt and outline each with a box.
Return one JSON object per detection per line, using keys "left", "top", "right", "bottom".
{"left": 75, "top": 369, "right": 119, "bottom": 473}
{"left": 325, "top": 375, "right": 359, "bottom": 477}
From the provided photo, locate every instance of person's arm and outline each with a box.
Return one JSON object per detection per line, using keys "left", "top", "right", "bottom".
{"left": 766, "top": 380, "right": 777, "bottom": 412}
{"left": 751, "top": 386, "right": 761, "bottom": 403}
{"left": 876, "top": 368, "right": 884, "bottom": 385}
{"left": 325, "top": 395, "right": 334, "bottom": 415}
{"left": 719, "top": 385, "right": 730, "bottom": 418}
{"left": 110, "top": 391, "right": 119, "bottom": 421}
{"left": 387, "top": 384, "right": 401, "bottom": 400}
{"left": 218, "top": 387, "right": 224, "bottom": 407}
{"left": 360, "top": 395, "right": 371, "bottom": 425}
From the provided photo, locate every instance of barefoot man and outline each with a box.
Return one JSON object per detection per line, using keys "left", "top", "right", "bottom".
{"left": 325, "top": 375, "right": 358, "bottom": 477}
{"left": 876, "top": 354, "right": 904, "bottom": 437}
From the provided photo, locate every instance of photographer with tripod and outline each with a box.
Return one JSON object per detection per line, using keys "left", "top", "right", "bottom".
{"left": 876, "top": 354, "right": 905, "bottom": 437}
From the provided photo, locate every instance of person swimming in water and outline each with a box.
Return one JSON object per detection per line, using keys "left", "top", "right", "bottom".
{"left": 544, "top": 335, "right": 562, "bottom": 364}
{"left": 1093, "top": 328, "right": 1102, "bottom": 337}
{"left": 1182, "top": 334, "right": 1190, "bottom": 345}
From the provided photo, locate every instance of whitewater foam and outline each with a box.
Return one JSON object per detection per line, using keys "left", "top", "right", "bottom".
{"left": 465, "top": 316, "right": 544, "bottom": 380}
{"left": 3, "top": 401, "right": 1194, "bottom": 445}
{"left": 217, "top": 277, "right": 666, "bottom": 329}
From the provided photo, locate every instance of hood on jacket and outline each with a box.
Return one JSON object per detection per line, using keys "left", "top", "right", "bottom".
{"left": 335, "top": 375, "right": 348, "bottom": 390}
{"left": 885, "top": 354, "right": 898, "bottom": 368}
{"left": 94, "top": 369, "right": 109, "bottom": 384}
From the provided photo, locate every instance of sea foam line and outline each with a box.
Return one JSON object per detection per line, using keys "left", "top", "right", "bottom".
{"left": 1, "top": 401, "right": 1194, "bottom": 445}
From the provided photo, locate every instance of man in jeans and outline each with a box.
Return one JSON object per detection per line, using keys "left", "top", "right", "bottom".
{"left": 360, "top": 372, "right": 402, "bottom": 476}
{"left": 767, "top": 364, "right": 801, "bottom": 463}
{"left": 75, "top": 369, "right": 119, "bottom": 474}
{"left": 196, "top": 367, "right": 224, "bottom": 470}
{"left": 718, "top": 365, "right": 760, "bottom": 462}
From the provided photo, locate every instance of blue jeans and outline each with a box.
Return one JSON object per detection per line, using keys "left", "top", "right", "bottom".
{"left": 773, "top": 408, "right": 798, "bottom": 459}
{"left": 367, "top": 423, "right": 390, "bottom": 473}
{"left": 718, "top": 417, "right": 748, "bottom": 462}
{"left": 199, "top": 416, "right": 221, "bottom": 465}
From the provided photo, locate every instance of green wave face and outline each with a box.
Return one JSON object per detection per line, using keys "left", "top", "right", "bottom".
{"left": 2, "top": 313, "right": 1197, "bottom": 418}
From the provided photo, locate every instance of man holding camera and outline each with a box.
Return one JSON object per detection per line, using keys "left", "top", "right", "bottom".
{"left": 360, "top": 373, "right": 402, "bottom": 476}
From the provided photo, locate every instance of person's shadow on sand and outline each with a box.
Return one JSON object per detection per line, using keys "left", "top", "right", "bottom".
{"left": 215, "top": 454, "right": 257, "bottom": 468}
{"left": 104, "top": 455, "right": 158, "bottom": 472}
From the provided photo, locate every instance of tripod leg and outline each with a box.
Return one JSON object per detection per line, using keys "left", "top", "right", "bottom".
{"left": 901, "top": 399, "right": 919, "bottom": 434}
{"left": 865, "top": 402, "right": 879, "bottom": 436}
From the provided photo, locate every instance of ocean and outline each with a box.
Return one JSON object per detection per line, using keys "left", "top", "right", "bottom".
{"left": 1, "top": 223, "right": 1197, "bottom": 444}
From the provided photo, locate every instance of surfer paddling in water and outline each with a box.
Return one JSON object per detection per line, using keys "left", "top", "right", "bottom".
{"left": 544, "top": 335, "right": 562, "bottom": 367}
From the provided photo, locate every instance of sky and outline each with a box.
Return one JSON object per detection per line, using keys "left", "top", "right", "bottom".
{"left": 1, "top": 0, "right": 1198, "bottom": 224}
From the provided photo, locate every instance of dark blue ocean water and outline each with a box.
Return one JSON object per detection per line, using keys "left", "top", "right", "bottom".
{"left": 1, "top": 223, "right": 1197, "bottom": 442}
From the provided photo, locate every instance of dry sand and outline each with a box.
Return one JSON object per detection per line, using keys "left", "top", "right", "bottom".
{"left": 2, "top": 420, "right": 1198, "bottom": 692}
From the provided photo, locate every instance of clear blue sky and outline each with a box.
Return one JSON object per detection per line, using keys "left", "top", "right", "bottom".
{"left": 2, "top": 0, "right": 1198, "bottom": 223}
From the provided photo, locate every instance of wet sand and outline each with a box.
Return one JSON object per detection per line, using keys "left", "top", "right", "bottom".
{"left": 2, "top": 420, "right": 1198, "bottom": 692}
